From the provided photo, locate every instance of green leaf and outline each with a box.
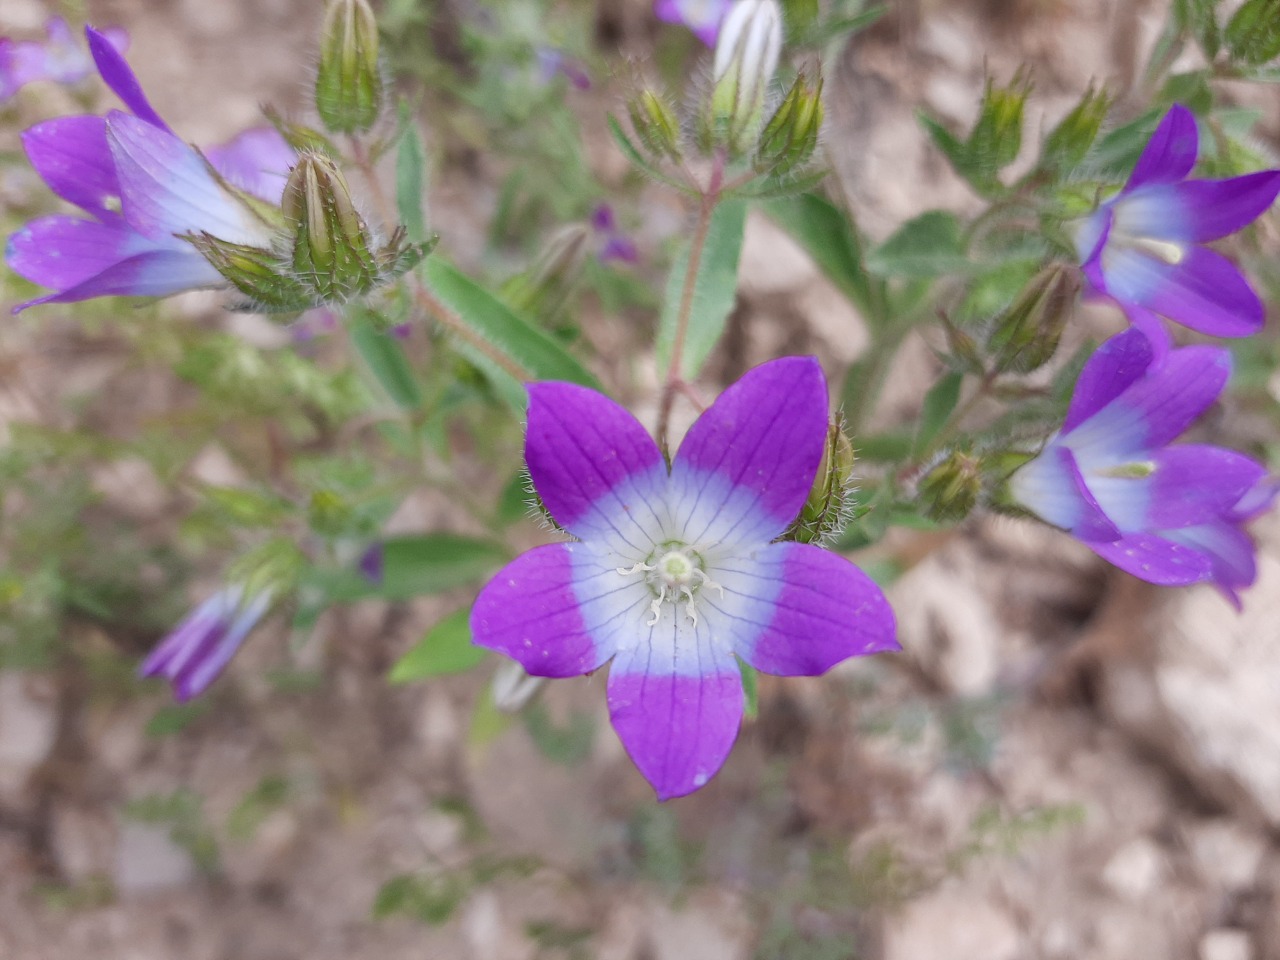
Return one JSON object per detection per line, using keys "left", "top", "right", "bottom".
{"left": 349, "top": 311, "right": 423, "bottom": 410}
{"left": 763, "top": 193, "right": 873, "bottom": 314}
{"left": 396, "top": 111, "right": 429, "bottom": 243}
{"left": 1186, "top": 0, "right": 1221, "bottom": 59}
{"left": 912, "top": 370, "right": 964, "bottom": 457}
{"left": 656, "top": 199, "right": 748, "bottom": 380}
{"left": 1225, "top": 0, "right": 1280, "bottom": 64}
{"left": 311, "top": 534, "right": 506, "bottom": 602}
{"left": 1082, "top": 108, "right": 1162, "bottom": 181}
{"left": 423, "top": 259, "right": 601, "bottom": 395}
{"left": 389, "top": 608, "right": 485, "bottom": 682}
{"left": 739, "top": 659, "right": 759, "bottom": 719}
{"left": 866, "top": 211, "right": 968, "bottom": 278}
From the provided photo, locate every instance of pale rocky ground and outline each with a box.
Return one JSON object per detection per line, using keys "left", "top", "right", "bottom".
{"left": 2, "top": 0, "right": 1280, "bottom": 959}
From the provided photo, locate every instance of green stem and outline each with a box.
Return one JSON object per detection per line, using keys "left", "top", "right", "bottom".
{"left": 656, "top": 155, "right": 725, "bottom": 453}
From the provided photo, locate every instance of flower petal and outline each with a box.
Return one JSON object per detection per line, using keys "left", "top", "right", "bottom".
{"left": 85, "top": 24, "right": 171, "bottom": 132}
{"left": 671, "top": 356, "right": 828, "bottom": 546}
{"left": 1067, "top": 343, "right": 1229, "bottom": 455}
{"left": 7, "top": 213, "right": 144, "bottom": 292}
{"left": 1104, "top": 243, "right": 1264, "bottom": 338}
{"left": 21, "top": 115, "right": 119, "bottom": 216}
{"left": 141, "top": 589, "right": 269, "bottom": 702}
{"left": 1125, "top": 104, "right": 1197, "bottom": 192}
{"left": 708, "top": 542, "right": 897, "bottom": 675}
{"left": 470, "top": 543, "right": 635, "bottom": 679}
{"left": 655, "top": 0, "right": 730, "bottom": 45}
{"left": 607, "top": 609, "right": 742, "bottom": 800}
{"left": 1145, "top": 445, "right": 1266, "bottom": 528}
{"left": 1120, "top": 305, "right": 1172, "bottom": 360}
{"left": 1088, "top": 532, "right": 1213, "bottom": 586}
{"left": 205, "top": 126, "right": 296, "bottom": 204}
{"left": 1062, "top": 328, "right": 1154, "bottom": 434}
{"left": 106, "top": 111, "right": 273, "bottom": 246}
{"left": 1118, "top": 171, "right": 1280, "bottom": 243}
{"left": 12, "top": 246, "right": 224, "bottom": 312}
{"left": 524, "top": 381, "right": 668, "bottom": 554}
{"left": 1164, "top": 521, "right": 1258, "bottom": 609}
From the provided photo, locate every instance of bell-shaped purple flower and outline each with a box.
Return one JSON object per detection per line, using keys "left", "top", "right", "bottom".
{"left": 471, "top": 357, "right": 898, "bottom": 799}
{"left": 6, "top": 26, "right": 295, "bottom": 314}
{"left": 654, "top": 0, "right": 735, "bottom": 47}
{"left": 140, "top": 586, "right": 271, "bottom": 702}
{"left": 1076, "top": 104, "right": 1280, "bottom": 350}
{"left": 1009, "top": 328, "right": 1274, "bottom": 607}
{"left": 0, "top": 17, "right": 127, "bottom": 103}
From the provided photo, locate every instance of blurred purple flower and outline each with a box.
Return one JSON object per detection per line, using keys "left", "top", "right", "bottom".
{"left": 655, "top": 0, "right": 735, "bottom": 46}
{"left": 1076, "top": 104, "right": 1280, "bottom": 352}
{"left": 6, "top": 26, "right": 295, "bottom": 314}
{"left": 358, "top": 542, "right": 384, "bottom": 584}
{"left": 1010, "top": 328, "right": 1274, "bottom": 607}
{"left": 471, "top": 357, "right": 897, "bottom": 799}
{"left": 0, "top": 17, "right": 127, "bottom": 103}
{"left": 140, "top": 586, "right": 271, "bottom": 702}
{"left": 591, "top": 203, "right": 638, "bottom": 264}
{"left": 291, "top": 308, "right": 341, "bottom": 344}
{"left": 536, "top": 46, "right": 590, "bottom": 91}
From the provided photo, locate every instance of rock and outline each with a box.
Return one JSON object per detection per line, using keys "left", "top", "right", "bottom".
{"left": 0, "top": 673, "right": 58, "bottom": 806}
{"left": 883, "top": 887, "right": 1022, "bottom": 960}
{"left": 1200, "top": 929, "right": 1253, "bottom": 960}
{"left": 112, "top": 823, "right": 197, "bottom": 895}
{"left": 1184, "top": 819, "right": 1267, "bottom": 891}
{"left": 1101, "top": 837, "right": 1166, "bottom": 901}
{"left": 462, "top": 889, "right": 536, "bottom": 960}
{"left": 51, "top": 804, "right": 115, "bottom": 883}
{"left": 647, "top": 891, "right": 751, "bottom": 960}
{"left": 1097, "top": 517, "right": 1280, "bottom": 828}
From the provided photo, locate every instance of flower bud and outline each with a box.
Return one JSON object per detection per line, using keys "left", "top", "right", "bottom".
{"left": 786, "top": 419, "right": 856, "bottom": 544}
{"left": 708, "top": 0, "right": 783, "bottom": 157}
{"left": 986, "top": 263, "right": 1079, "bottom": 374}
{"left": 283, "top": 152, "right": 379, "bottom": 301}
{"left": 500, "top": 223, "right": 591, "bottom": 323}
{"left": 627, "top": 89, "right": 683, "bottom": 161}
{"left": 917, "top": 451, "right": 983, "bottom": 523}
{"left": 315, "top": 0, "right": 383, "bottom": 134}
{"left": 756, "top": 72, "right": 822, "bottom": 175}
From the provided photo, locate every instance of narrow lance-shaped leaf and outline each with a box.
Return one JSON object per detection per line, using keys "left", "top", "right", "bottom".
{"left": 912, "top": 369, "right": 964, "bottom": 457}
{"left": 656, "top": 199, "right": 748, "bottom": 380}
{"left": 866, "top": 211, "right": 968, "bottom": 279}
{"left": 349, "top": 309, "right": 424, "bottom": 410}
{"left": 389, "top": 608, "right": 485, "bottom": 682}
{"left": 763, "top": 192, "right": 874, "bottom": 318}
{"left": 422, "top": 259, "right": 601, "bottom": 391}
{"left": 396, "top": 110, "right": 429, "bottom": 243}
{"left": 311, "top": 534, "right": 507, "bottom": 602}
{"left": 1225, "top": 0, "right": 1280, "bottom": 65}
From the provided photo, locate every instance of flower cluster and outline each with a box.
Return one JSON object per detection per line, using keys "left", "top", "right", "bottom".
{"left": 471, "top": 357, "right": 897, "bottom": 799}
{"left": 6, "top": 26, "right": 293, "bottom": 313}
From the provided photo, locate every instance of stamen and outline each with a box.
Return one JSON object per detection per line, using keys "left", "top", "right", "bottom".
{"left": 646, "top": 585, "right": 666, "bottom": 626}
{"left": 1129, "top": 235, "right": 1185, "bottom": 266}
{"left": 617, "top": 561, "right": 655, "bottom": 576}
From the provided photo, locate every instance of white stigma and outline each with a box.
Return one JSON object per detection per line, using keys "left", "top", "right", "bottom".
{"left": 617, "top": 545, "right": 724, "bottom": 627}
{"left": 1127, "top": 235, "right": 1186, "bottom": 265}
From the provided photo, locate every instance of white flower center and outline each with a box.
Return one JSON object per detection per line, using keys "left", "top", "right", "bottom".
{"left": 1122, "top": 233, "right": 1185, "bottom": 265}
{"left": 616, "top": 542, "right": 725, "bottom": 627}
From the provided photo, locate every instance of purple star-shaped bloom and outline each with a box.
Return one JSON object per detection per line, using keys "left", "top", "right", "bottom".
{"left": 6, "top": 26, "right": 295, "bottom": 314}
{"left": 654, "top": 0, "right": 735, "bottom": 47}
{"left": 140, "top": 586, "right": 271, "bottom": 702}
{"left": 0, "top": 17, "right": 127, "bottom": 103}
{"left": 1010, "top": 328, "right": 1275, "bottom": 607}
{"left": 471, "top": 357, "right": 898, "bottom": 799}
{"left": 1076, "top": 104, "right": 1280, "bottom": 351}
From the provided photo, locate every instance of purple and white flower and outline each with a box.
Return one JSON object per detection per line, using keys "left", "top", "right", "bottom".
{"left": 6, "top": 26, "right": 295, "bottom": 314}
{"left": 140, "top": 585, "right": 271, "bottom": 702}
{"left": 591, "top": 203, "right": 638, "bottom": 265}
{"left": 1009, "top": 328, "right": 1274, "bottom": 606}
{"left": 0, "top": 17, "right": 127, "bottom": 103}
{"left": 471, "top": 357, "right": 897, "bottom": 799}
{"left": 654, "top": 0, "right": 735, "bottom": 47}
{"left": 1076, "top": 104, "right": 1280, "bottom": 350}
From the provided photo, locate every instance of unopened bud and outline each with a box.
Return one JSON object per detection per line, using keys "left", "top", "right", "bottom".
{"left": 315, "top": 0, "right": 383, "bottom": 134}
{"left": 756, "top": 73, "right": 823, "bottom": 175}
{"left": 786, "top": 419, "right": 856, "bottom": 544}
{"left": 283, "top": 153, "right": 378, "bottom": 300}
{"left": 500, "top": 223, "right": 591, "bottom": 323}
{"left": 986, "top": 263, "right": 1079, "bottom": 373}
{"left": 186, "top": 232, "right": 316, "bottom": 313}
{"left": 627, "top": 90, "right": 682, "bottom": 161}
{"left": 917, "top": 451, "right": 984, "bottom": 523}
{"left": 708, "top": 0, "right": 783, "bottom": 157}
